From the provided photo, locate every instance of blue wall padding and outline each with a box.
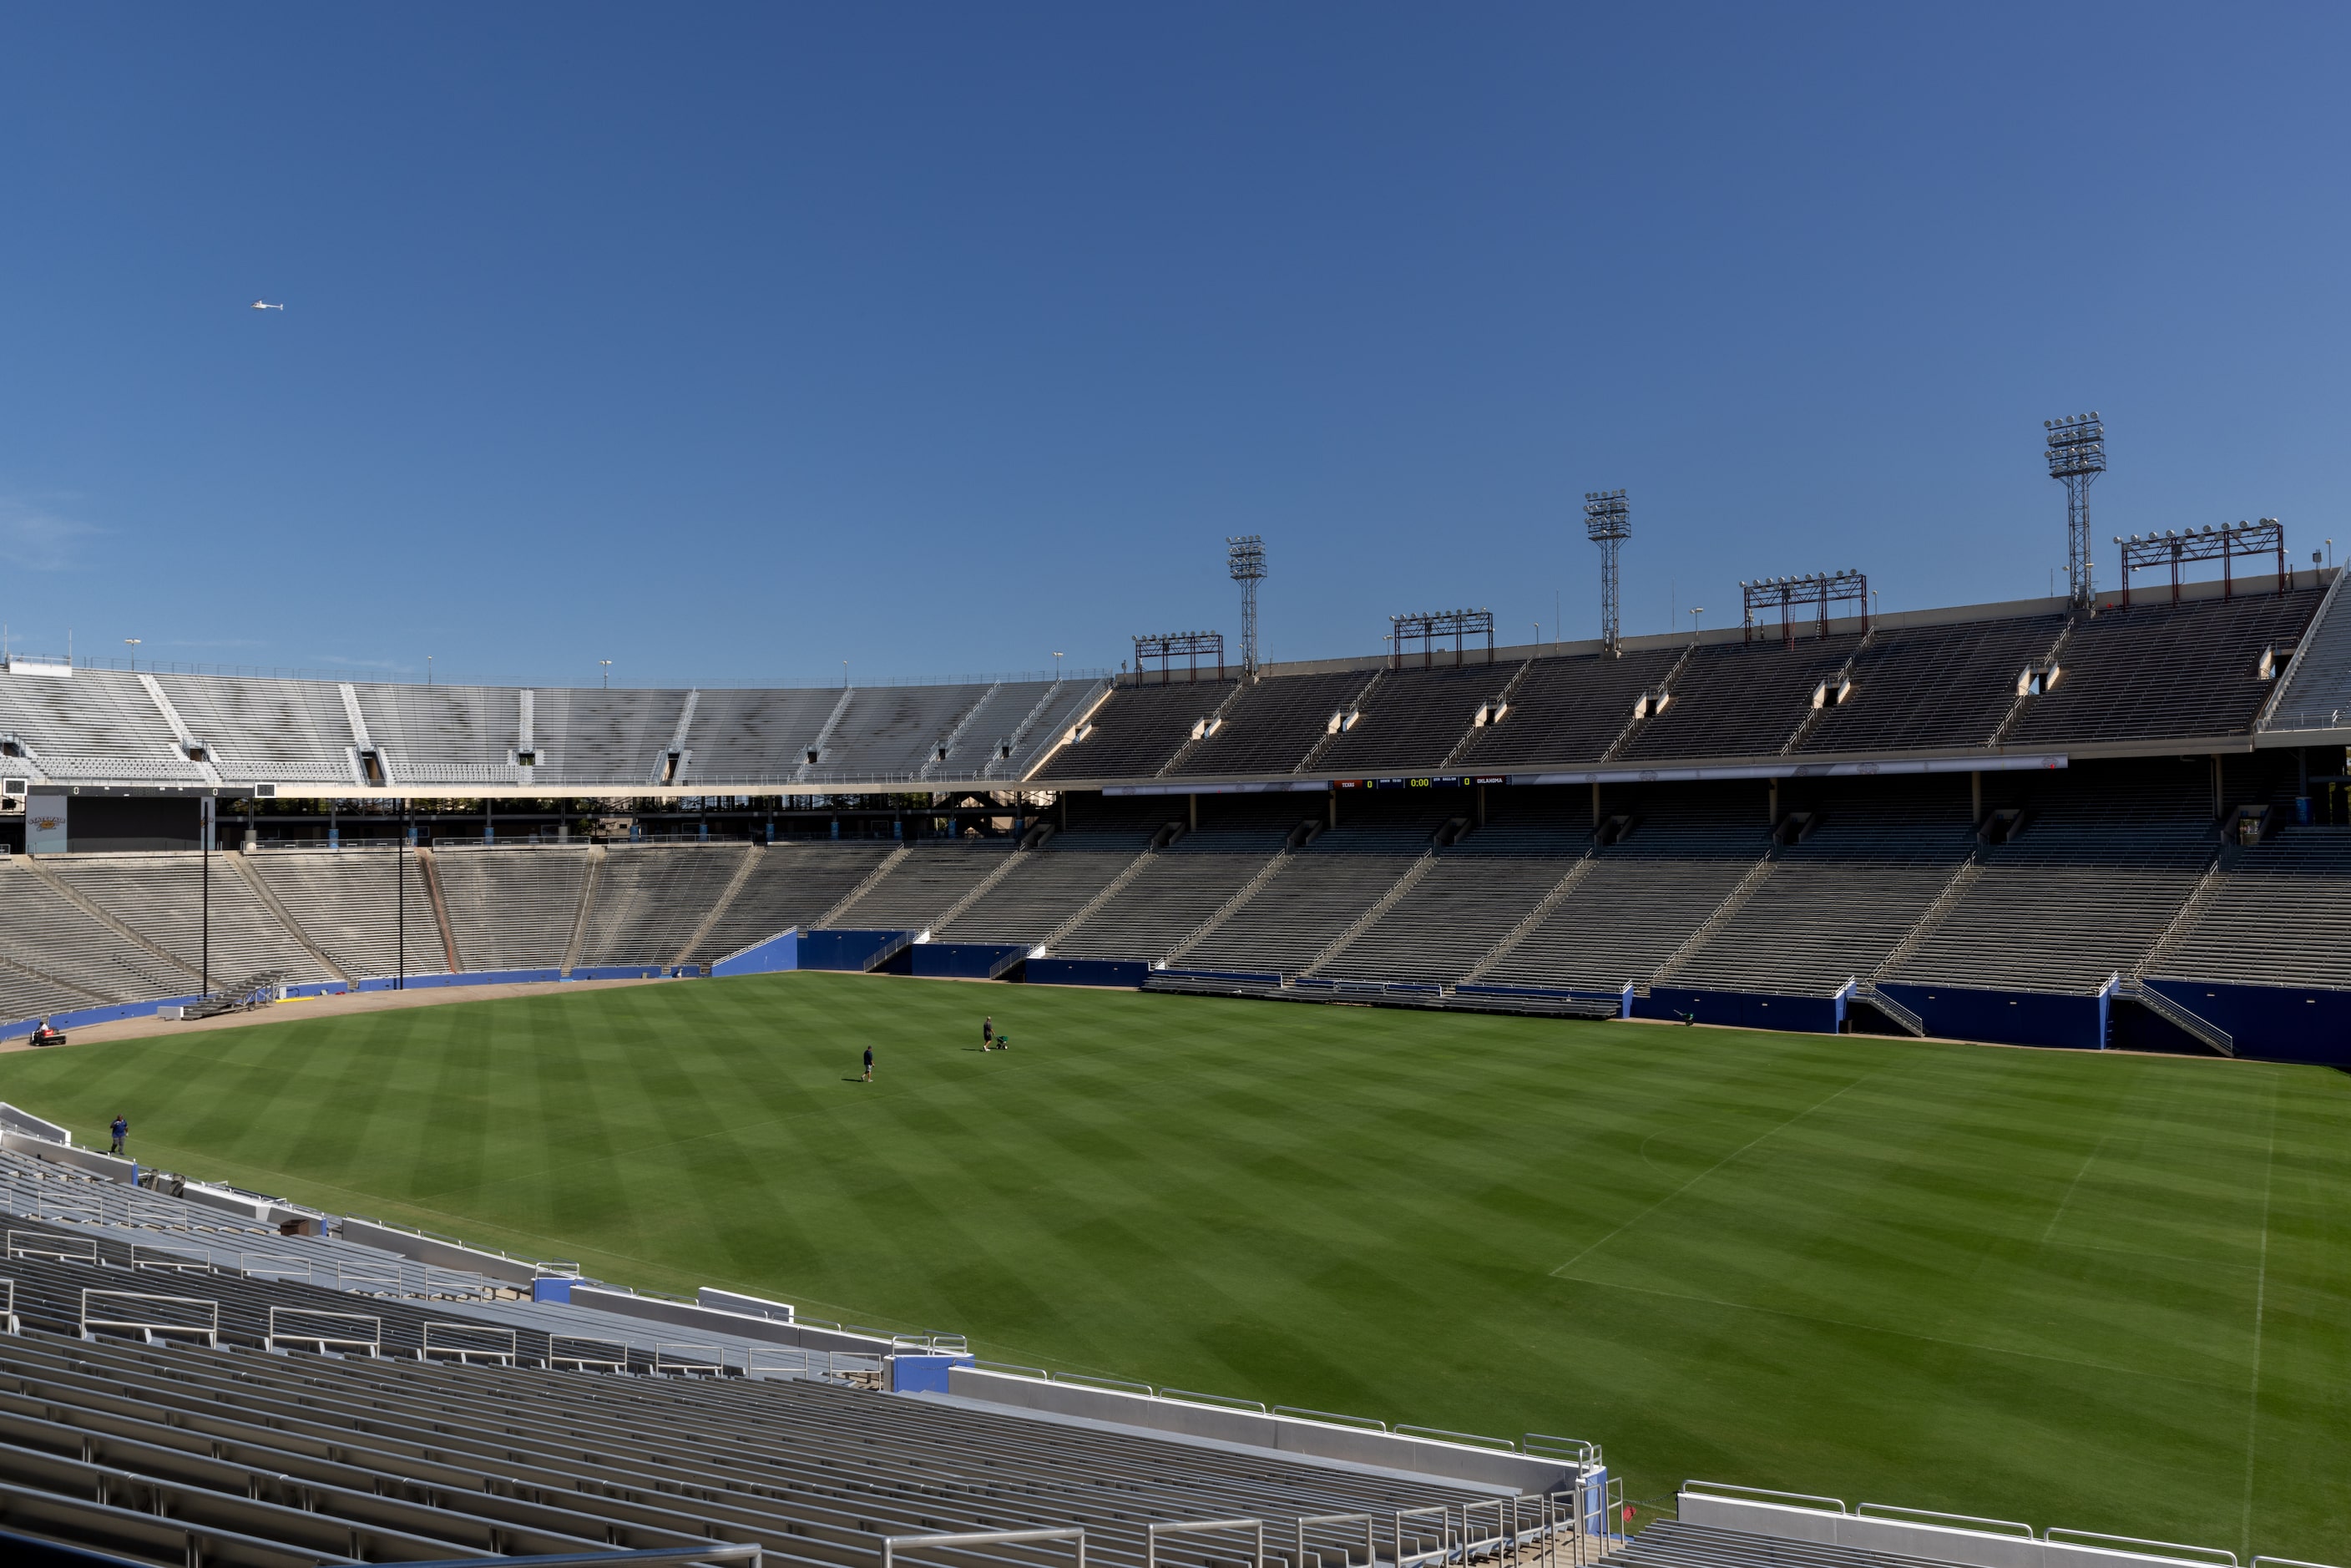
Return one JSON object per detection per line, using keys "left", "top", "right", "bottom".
{"left": 1872, "top": 982, "right": 2101, "bottom": 1050}
{"left": 1641, "top": 987, "right": 1841, "bottom": 1034}
{"left": 531, "top": 1277, "right": 573, "bottom": 1303}
{"left": 2139, "top": 979, "right": 2351, "bottom": 1065}
{"left": 801, "top": 929, "right": 917, "bottom": 972}
{"left": 910, "top": 943, "right": 1029, "bottom": 980}
{"left": 712, "top": 928, "right": 800, "bottom": 977}
{"left": 1024, "top": 958, "right": 1148, "bottom": 988}
{"left": 1154, "top": 968, "right": 1282, "bottom": 985}
{"left": 0, "top": 994, "right": 207, "bottom": 1041}
{"left": 890, "top": 1353, "right": 973, "bottom": 1393}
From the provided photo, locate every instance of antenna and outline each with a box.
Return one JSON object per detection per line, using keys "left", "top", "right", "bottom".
{"left": 2045, "top": 412, "right": 2106, "bottom": 609}
{"left": 1226, "top": 535, "right": 1267, "bottom": 677}
{"left": 1584, "top": 490, "right": 1631, "bottom": 656}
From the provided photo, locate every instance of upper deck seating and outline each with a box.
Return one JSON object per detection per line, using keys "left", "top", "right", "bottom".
{"left": 2005, "top": 588, "right": 2323, "bottom": 746}
{"left": 2261, "top": 569, "right": 2351, "bottom": 732}
{"left": 1792, "top": 614, "right": 2063, "bottom": 754}
{"left": 359, "top": 683, "right": 533, "bottom": 787}
{"left": 1035, "top": 679, "right": 1237, "bottom": 780}
{"left": 1615, "top": 635, "right": 1859, "bottom": 761}
{"left": 1314, "top": 661, "right": 1524, "bottom": 774}
{"left": 0, "top": 669, "right": 205, "bottom": 782}
{"left": 151, "top": 673, "right": 351, "bottom": 781}
{"left": 665, "top": 687, "right": 837, "bottom": 784}
{"left": 1450, "top": 645, "right": 1684, "bottom": 769}
{"left": 528, "top": 685, "right": 690, "bottom": 787}
{"left": 1176, "top": 670, "right": 1373, "bottom": 776}
{"left": 810, "top": 684, "right": 991, "bottom": 780}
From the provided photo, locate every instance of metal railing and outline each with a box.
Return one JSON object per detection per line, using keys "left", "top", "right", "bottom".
{"left": 1148, "top": 1518, "right": 1262, "bottom": 1568}
{"left": 268, "top": 1306, "right": 382, "bottom": 1357}
{"left": 881, "top": 1527, "right": 1085, "bottom": 1568}
{"left": 655, "top": 1341, "right": 727, "bottom": 1376}
{"left": 550, "top": 1335, "right": 630, "bottom": 1372}
{"left": 423, "top": 1322, "right": 518, "bottom": 1365}
{"left": 9, "top": 1229, "right": 96, "bottom": 1264}
{"left": 130, "top": 1243, "right": 215, "bottom": 1272}
{"left": 82, "top": 1289, "right": 218, "bottom": 1348}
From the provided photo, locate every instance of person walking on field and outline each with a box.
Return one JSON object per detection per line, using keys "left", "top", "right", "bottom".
{"left": 109, "top": 1115, "right": 128, "bottom": 1156}
{"left": 982, "top": 1015, "right": 993, "bottom": 1050}
{"left": 862, "top": 1045, "right": 873, "bottom": 1083}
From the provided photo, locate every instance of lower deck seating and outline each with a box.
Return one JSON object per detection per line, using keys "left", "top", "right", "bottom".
{"left": 0, "top": 1297, "right": 1485, "bottom": 1568}
{"left": 2156, "top": 828, "right": 2351, "bottom": 989}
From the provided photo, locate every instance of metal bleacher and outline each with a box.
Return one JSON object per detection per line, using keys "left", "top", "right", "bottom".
{"left": 2005, "top": 589, "right": 2321, "bottom": 746}
{"left": 2153, "top": 827, "right": 2351, "bottom": 989}
{"left": 1883, "top": 765, "right": 2219, "bottom": 995}
{"left": 822, "top": 842, "right": 1019, "bottom": 933}
{"left": 1035, "top": 678, "right": 1237, "bottom": 781}
{"left": 1045, "top": 802, "right": 1299, "bottom": 964}
{"left": 1315, "top": 662, "right": 1524, "bottom": 775}
{"left": 1180, "top": 803, "right": 1455, "bottom": 977}
{"left": 243, "top": 850, "right": 451, "bottom": 980}
{"left": 39, "top": 856, "right": 331, "bottom": 989}
{"left": 931, "top": 827, "right": 1158, "bottom": 947}
{"left": 0, "top": 1318, "right": 1504, "bottom": 1568}
{"left": 577, "top": 845, "right": 753, "bottom": 966}
{"left": 1616, "top": 635, "right": 1862, "bottom": 761}
{"left": 429, "top": 842, "right": 597, "bottom": 970}
{"left": 1173, "top": 670, "right": 1374, "bottom": 776}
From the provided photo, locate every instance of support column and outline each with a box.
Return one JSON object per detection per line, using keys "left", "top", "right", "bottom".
{"left": 1767, "top": 778, "right": 1779, "bottom": 825}
{"left": 1591, "top": 781, "right": 1601, "bottom": 827}
{"left": 1327, "top": 789, "right": 1337, "bottom": 830}
{"left": 1188, "top": 793, "right": 1197, "bottom": 832}
{"left": 1970, "top": 770, "right": 1983, "bottom": 826}
{"left": 2211, "top": 755, "right": 2224, "bottom": 821}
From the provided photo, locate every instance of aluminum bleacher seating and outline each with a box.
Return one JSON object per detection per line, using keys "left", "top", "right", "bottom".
{"left": 1176, "top": 670, "right": 1375, "bottom": 776}
{"left": 1792, "top": 614, "right": 2063, "bottom": 754}
{"left": 150, "top": 672, "right": 351, "bottom": 783}
{"left": 577, "top": 844, "right": 753, "bottom": 966}
{"left": 2261, "top": 570, "right": 2351, "bottom": 733}
{"left": 1450, "top": 646, "right": 1683, "bottom": 769}
{"left": 0, "top": 862, "right": 198, "bottom": 1003}
{"left": 2006, "top": 588, "right": 2324, "bottom": 746}
{"left": 40, "top": 854, "right": 330, "bottom": 988}
{"left": 685, "top": 686, "right": 849, "bottom": 784}
{"left": 0, "top": 670, "right": 206, "bottom": 785}
{"left": 1884, "top": 764, "right": 2217, "bottom": 994}
{"left": 243, "top": 850, "right": 452, "bottom": 980}
{"left": 681, "top": 842, "right": 901, "bottom": 964}
{"left": 2153, "top": 827, "right": 2351, "bottom": 989}
{"left": 1313, "top": 857, "right": 1570, "bottom": 984}
{"left": 533, "top": 685, "right": 705, "bottom": 787}
{"left": 823, "top": 842, "right": 1018, "bottom": 933}
{"left": 1615, "top": 635, "right": 1860, "bottom": 761}
{"left": 1315, "top": 661, "right": 1524, "bottom": 775}
{"left": 1036, "top": 678, "right": 1237, "bottom": 781}
{"left": 811, "top": 684, "right": 992, "bottom": 780}
{"left": 359, "top": 682, "right": 533, "bottom": 787}
{"left": 1667, "top": 782, "right": 1974, "bottom": 997}
{"left": 0, "top": 1275, "right": 1491, "bottom": 1568}
{"left": 932, "top": 827, "right": 1157, "bottom": 946}
{"left": 429, "top": 843, "right": 595, "bottom": 970}
{"left": 1181, "top": 802, "right": 1456, "bottom": 977}
{"left": 1046, "top": 802, "right": 1300, "bottom": 963}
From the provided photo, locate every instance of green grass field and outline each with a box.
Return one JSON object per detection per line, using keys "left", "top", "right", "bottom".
{"left": 0, "top": 973, "right": 2341, "bottom": 1557}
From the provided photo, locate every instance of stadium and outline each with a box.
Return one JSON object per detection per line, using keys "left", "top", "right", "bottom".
{"left": 0, "top": 448, "right": 2342, "bottom": 1568}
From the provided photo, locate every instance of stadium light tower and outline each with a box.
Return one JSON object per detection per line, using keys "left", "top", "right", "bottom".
{"left": 2046, "top": 412, "right": 2106, "bottom": 609}
{"left": 1585, "top": 490, "right": 1631, "bottom": 655}
{"left": 1227, "top": 535, "right": 1267, "bottom": 677}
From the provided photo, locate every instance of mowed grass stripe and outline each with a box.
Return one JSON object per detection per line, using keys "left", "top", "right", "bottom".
{"left": 0, "top": 971, "right": 2341, "bottom": 1556}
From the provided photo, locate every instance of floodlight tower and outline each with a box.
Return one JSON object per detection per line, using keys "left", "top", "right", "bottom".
{"left": 1227, "top": 535, "right": 1267, "bottom": 676}
{"left": 2046, "top": 412, "right": 2106, "bottom": 609}
{"left": 1585, "top": 489, "right": 1631, "bottom": 655}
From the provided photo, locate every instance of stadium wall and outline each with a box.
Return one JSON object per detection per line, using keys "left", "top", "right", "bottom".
{"left": 1024, "top": 958, "right": 1148, "bottom": 988}
{"left": 1640, "top": 987, "right": 1843, "bottom": 1034}
{"left": 1872, "top": 983, "right": 2102, "bottom": 1050}
{"left": 712, "top": 928, "right": 801, "bottom": 977}
{"left": 2139, "top": 978, "right": 2351, "bottom": 1066}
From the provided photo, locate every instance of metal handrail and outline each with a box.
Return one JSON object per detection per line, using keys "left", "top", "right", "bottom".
{"left": 1523, "top": 1434, "right": 1600, "bottom": 1464}
{"left": 267, "top": 1306, "right": 381, "bottom": 1357}
{"left": 1147, "top": 1518, "right": 1263, "bottom": 1568}
{"left": 1855, "top": 1504, "right": 2033, "bottom": 1537}
{"left": 1394, "top": 1424, "right": 1518, "bottom": 1452}
{"left": 1160, "top": 1388, "right": 1268, "bottom": 1414}
{"left": 2043, "top": 1530, "right": 2237, "bottom": 1565}
{"left": 1274, "top": 1405, "right": 1387, "bottom": 1432}
{"left": 401, "top": 1548, "right": 764, "bottom": 1568}
{"left": 82, "top": 1289, "right": 218, "bottom": 1348}
{"left": 881, "top": 1527, "right": 1085, "bottom": 1568}
{"left": 1681, "top": 1481, "right": 1847, "bottom": 1514}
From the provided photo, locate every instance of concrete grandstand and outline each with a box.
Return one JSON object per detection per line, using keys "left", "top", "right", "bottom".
{"left": 3, "top": 569, "right": 2348, "bottom": 1062}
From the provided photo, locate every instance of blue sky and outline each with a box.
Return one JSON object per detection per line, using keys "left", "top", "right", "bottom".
{"left": 1, "top": 5, "right": 2345, "bottom": 687}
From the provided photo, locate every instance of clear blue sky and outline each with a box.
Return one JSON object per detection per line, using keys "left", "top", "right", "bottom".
{"left": 2, "top": 5, "right": 2345, "bottom": 687}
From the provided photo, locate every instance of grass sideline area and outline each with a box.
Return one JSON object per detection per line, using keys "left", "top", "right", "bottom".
{"left": 0, "top": 972, "right": 2339, "bottom": 1556}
